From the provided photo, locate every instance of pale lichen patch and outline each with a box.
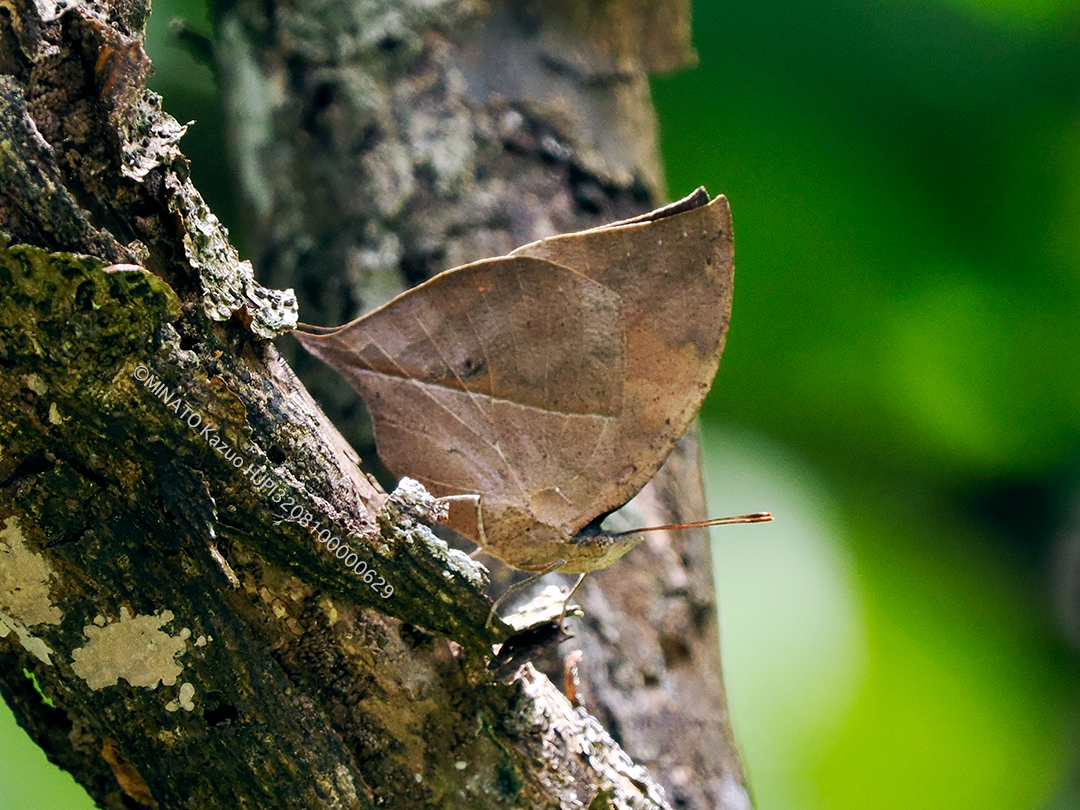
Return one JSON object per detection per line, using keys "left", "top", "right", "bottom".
{"left": 0, "top": 516, "right": 63, "bottom": 664}
{"left": 0, "top": 612, "right": 56, "bottom": 664}
{"left": 0, "top": 516, "right": 64, "bottom": 627}
{"left": 71, "top": 608, "right": 188, "bottom": 690}
{"left": 165, "top": 682, "right": 196, "bottom": 712}
{"left": 24, "top": 373, "right": 47, "bottom": 395}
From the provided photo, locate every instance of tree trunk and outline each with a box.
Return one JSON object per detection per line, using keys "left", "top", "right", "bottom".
{"left": 0, "top": 0, "right": 751, "bottom": 807}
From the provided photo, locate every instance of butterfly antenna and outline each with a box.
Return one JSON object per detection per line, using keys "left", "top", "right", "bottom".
{"left": 612, "top": 512, "right": 772, "bottom": 537}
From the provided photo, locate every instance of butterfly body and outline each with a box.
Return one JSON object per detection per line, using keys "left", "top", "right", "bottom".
{"left": 293, "top": 189, "right": 734, "bottom": 573}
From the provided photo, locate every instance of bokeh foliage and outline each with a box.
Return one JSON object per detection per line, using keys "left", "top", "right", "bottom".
{"left": 656, "top": 1, "right": 1080, "bottom": 808}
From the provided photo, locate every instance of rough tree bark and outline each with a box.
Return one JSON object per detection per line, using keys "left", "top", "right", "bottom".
{"left": 0, "top": 0, "right": 751, "bottom": 808}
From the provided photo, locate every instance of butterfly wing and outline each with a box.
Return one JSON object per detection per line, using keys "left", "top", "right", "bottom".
{"left": 293, "top": 191, "right": 734, "bottom": 571}
{"left": 293, "top": 255, "right": 630, "bottom": 568}
{"left": 509, "top": 193, "right": 734, "bottom": 531}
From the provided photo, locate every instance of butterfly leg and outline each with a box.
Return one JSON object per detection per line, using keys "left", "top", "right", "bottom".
{"left": 558, "top": 573, "right": 588, "bottom": 631}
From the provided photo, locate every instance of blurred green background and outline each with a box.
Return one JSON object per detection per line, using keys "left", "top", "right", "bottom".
{"left": 3, "top": 1, "right": 1080, "bottom": 808}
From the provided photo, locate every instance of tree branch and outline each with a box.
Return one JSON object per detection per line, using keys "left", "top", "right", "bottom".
{"left": 0, "top": 0, "right": 751, "bottom": 807}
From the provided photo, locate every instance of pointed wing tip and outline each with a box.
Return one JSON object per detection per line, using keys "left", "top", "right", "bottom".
{"left": 703, "top": 193, "right": 733, "bottom": 237}
{"left": 667, "top": 188, "right": 732, "bottom": 228}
